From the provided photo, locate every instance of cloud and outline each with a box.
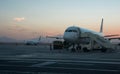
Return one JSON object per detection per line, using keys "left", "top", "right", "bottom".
{"left": 14, "top": 17, "right": 25, "bottom": 22}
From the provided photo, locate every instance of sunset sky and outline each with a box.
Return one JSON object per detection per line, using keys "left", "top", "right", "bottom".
{"left": 0, "top": 0, "right": 120, "bottom": 40}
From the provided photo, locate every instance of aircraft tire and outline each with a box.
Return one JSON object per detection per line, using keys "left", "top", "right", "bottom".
{"left": 83, "top": 48, "right": 89, "bottom": 52}
{"left": 76, "top": 46, "right": 81, "bottom": 50}
{"left": 71, "top": 48, "right": 76, "bottom": 52}
{"left": 101, "top": 48, "right": 107, "bottom": 52}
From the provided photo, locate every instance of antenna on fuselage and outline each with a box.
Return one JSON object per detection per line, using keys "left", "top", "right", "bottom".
{"left": 100, "top": 18, "right": 104, "bottom": 33}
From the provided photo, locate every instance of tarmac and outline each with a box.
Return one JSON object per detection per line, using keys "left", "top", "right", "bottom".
{"left": 0, "top": 44, "right": 120, "bottom": 74}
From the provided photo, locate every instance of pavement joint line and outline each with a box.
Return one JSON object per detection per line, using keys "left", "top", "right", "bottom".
{"left": 43, "top": 66, "right": 120, "bottom": 72}
{"left": 3, "top": 57, "right": 120, "bottom": 61}
{"left": 26, "top": 59, "right": 120, "bottom": 65}
{"left": 2, "top": 58, "right": 120, "bottom": 64}
{"left": 30, "top": 61, "right": 56, "bottom": 67}
{"left": 58, "top": 62, "right": 94, "bottom": 66}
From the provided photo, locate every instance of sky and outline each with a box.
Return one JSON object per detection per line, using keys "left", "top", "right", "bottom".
{"left": 0, "top": 0, "right": 120, "bottom": 40}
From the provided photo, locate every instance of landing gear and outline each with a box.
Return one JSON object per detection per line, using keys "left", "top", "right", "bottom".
{"left": 83, "top": 47, "right": 90, "bottom": 52}
{"left": 71, "top": 48, "right": 76, "bottom": 52}
{"left": 101, "top": 48, "right": 107, "bottom": 52}
{"left": 63, "top": 41, "right": 70, "bottom": 51}
{"left": 76, "top": 44, "right": 81, "bottom": 50}
{"left": 71, "top": 44, "right": 76, "bottom": 52}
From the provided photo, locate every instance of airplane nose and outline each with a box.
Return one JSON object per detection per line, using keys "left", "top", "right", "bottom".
{"left": 63, "top": 33, "right": 77, "bottom": 42}
{"left": 63, "top": 34, "right": 72, "bottom": 41}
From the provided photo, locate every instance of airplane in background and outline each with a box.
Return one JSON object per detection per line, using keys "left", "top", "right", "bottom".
{"left": 47, "top": 18, "right": 120, "bottom": 52}
{"left": 25, "top": 36, "right": 41, "bottom": 45}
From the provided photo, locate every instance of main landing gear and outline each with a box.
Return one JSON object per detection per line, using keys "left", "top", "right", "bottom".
{"left": 71, "top": 44, "right": 82, "bottom": 52}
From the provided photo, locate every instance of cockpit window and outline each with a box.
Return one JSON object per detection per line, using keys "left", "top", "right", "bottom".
{"left": 73, "top": 30, "right": 77, "bottom": 32}
{"left": 65, "top": 30, "right": 68, "bottom": 32}
{"left": 68, "top": 30, "right": 72, "bottom": 32}
{"left": 65, "top": 30, "right": 77, "bottom": 32}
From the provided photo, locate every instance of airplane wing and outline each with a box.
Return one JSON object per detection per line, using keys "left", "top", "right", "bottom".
{"left": 46, "top": 36, "right": 63, "bottom": 39}
{"left": 108, "top": 37, "right": 120, "bottom": 40}
{"left": 104, "top": 34, "right": 120, "bottom": 40}
{"left": 104, "top": 34, "right": 119, "bottom": 37}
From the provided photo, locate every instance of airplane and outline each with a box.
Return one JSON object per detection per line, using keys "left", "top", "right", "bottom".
{"left": 47, "top": 18, "right": 120, "bottom": 52}
{"left": 63, "top": 19, "right": 120, "bottom": 42}
{"left": 25, "top": 36, "right": 41, "bottom": 45}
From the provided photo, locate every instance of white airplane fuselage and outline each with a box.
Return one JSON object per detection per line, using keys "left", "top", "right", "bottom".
{"left": 63, "top": 26, "right": 103, "bottom": 43}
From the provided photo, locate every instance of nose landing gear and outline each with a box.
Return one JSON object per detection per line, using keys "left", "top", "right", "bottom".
{"left": 71, "top": 44, "right": 76, "bottom": 52}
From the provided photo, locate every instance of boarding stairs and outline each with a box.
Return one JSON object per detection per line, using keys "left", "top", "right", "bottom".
{"left": 81, "top": 32, "right": 116, "bottom": 50}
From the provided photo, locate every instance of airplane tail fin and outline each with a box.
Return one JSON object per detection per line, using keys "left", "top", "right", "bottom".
{"left": 100, "top": 18, "right": 103, "bottom": 33}
{"left": 39, "top": 36, "right": 41, "bottom": 41}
